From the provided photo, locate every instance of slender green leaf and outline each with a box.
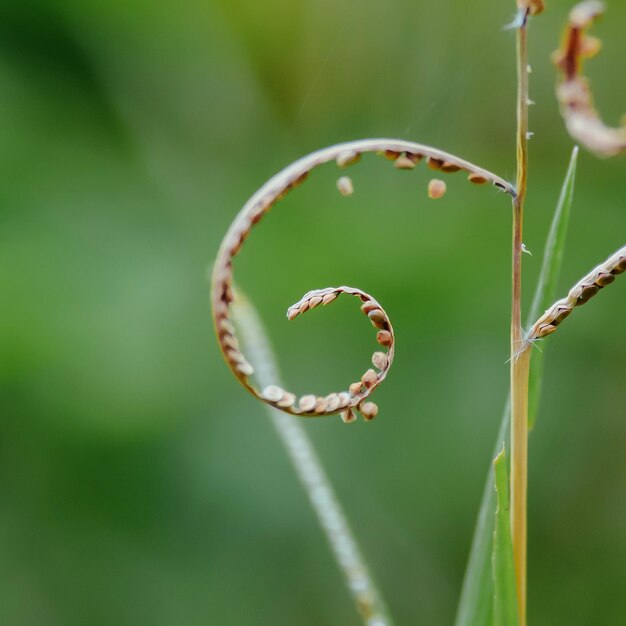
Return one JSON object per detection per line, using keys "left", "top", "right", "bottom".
{"left": 454, "top": 147, "right": 578, "bottom": 626}
{"left": 492, "top": 447, "right": 519, "bottom": 626}
{"left": 527, "top": 146, "right": 578, "bottom": 428}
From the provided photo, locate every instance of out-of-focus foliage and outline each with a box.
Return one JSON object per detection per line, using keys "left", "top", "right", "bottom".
{"left": 0, "top": 1, "right": 624, "bottom": 624}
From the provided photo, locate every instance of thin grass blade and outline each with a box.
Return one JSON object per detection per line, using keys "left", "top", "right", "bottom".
{"left": 527, "top": 146, "right": 578, "bottom": 428}
{"left": 454, "top": 147, "right": 578, "bottom": 626}
{"left": 492, "top": 447, "right": 519, "bottom": 626}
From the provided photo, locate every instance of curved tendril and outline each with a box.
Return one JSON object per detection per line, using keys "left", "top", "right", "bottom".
{"left": 553, "top": 1, "right": 626, "bottom": 157}
{"left": 212, "top": 138, "right": 515, "bottom": 422}
{"left": 526, "top": 245, "right": 626, "bottom": 341}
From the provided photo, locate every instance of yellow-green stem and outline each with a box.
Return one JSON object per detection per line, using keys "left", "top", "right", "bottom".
{"left": 511, "top": 12, "right": 530, "bottom": 626}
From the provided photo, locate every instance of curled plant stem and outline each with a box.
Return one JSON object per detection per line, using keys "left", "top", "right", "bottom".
{"left": 511, "top": 8, "right": 530, "bottom": 626}
{"left": 212, "top": 138, "right": 514, "bottom": 423}
{"left": 231, "top": 293, "right": 395, "bottom": 626}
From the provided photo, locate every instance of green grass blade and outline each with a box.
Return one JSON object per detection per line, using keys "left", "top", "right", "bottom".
{"left": 527, "top": 146, "right": 578, "bottom": 429}
{"left": 454, "top": 400, "right": 509, "bottom": 626}
{"left": 492, "top": 447, "right": 519, "bottom": 626}
{"left": 454, "top": 147, "right": 578, "bottom": 626}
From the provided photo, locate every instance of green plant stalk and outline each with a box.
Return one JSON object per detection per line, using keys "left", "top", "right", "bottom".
{"left": 231, "top": 293, "right": 395, "bottom": 626}
{"left": 511, "top": 12, "right": 530, "bottom": 626}
{"left": 454, "top": 146, "right": 578, "bottom": 626}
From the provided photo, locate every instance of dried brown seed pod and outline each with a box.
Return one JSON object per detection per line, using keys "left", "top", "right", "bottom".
{"left": 376, "top": 330, "right": 393, "bottom": 346}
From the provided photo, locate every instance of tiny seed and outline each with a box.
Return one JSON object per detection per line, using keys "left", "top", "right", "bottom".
{"left": 277, "top": 392, "right": 296, "bottom": 408}
{"left": 368, "top": 309, "right": 386, "bottom": 328}
{"left": 341, "top": 409, "right": 357, "bottom": 424}
{"left": 383, "top": 150, "right": 400, "bottom": 160}
{"left": 428, "top": 179, "right": 447, "bottom": 199}
{"left": 325, "top": 393, "right": 341, "bottom": 412}
{"left": 322, "top": 292, "right": 338, "bottom": 305}
{"left": 308, "top": 296, "right": 323, "bottom": 309}
{"left": 337, "top": 176, "right": 354, "bottom": 197}
{"left": 361, "top": 369, "right": 378, "bottom": 388}
{"left": 314, "top": 397, "right": 328, "bottom": 414}
{"left": 468, "top": 173, "right": 488, "bottom": 184}
{"left": 287, "top": 308, "right": 299, "bottom": 320}
{"left": 595, "top": 272, "right": 615, "bottom": 287}
{"left": 349, "top": 382, "right": 363, "bottom": 396}
{"left": 359, "top": 402, "right": 379, "bottom": 421}
{"left": 538, "top": 324, "right": 557, "bottom": 338}
{"left": 394, "top": 156, "right": 416, "bottom": 170}
{"left": 337, "top": 392, "right": 351, "bottom": 408}
{"left": 361, "top": 301, "right": 379, "bottom": 314}
{"left": 236, "top": 362, "right": 254, "bottom": 377}
{"left": 372, "top": 352, "right": 388, "bottom": 370}
{"left": 262, "top": 385, "right": 285, "bottom": 403}
{"left": 299, "top": 395, "right": 317, "bottom": 412}
{"left": 440, "top": 161, "right": 461, "bottom": 173}
{"left": 299, "top": 300, "right": 310, "bottom": 313}
{"left": 376, "top": 330, "right": 393, "bottom": 346}
{"left": 427, "top": 157, "right": 444, "bottom": 170}
{"left": 405, "top": 152, "right": 423, "bottom": 163}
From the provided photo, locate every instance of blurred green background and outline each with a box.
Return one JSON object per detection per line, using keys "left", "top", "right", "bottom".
{"left": 1, "top": 0, "right": 625, "bottom": 624}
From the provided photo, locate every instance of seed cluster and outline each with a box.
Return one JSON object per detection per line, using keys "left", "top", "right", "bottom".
{"left": 212, "top": 138, "right": 514, "bottom": 422}
{"left": 527, "top": 246, "right": 626, "bottom": 341}
{"left": 282, "top": 286, "right": 395, "bottom": 422}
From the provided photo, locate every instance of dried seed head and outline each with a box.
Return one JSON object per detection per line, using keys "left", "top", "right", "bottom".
{"left": 527, "top": 245, "right": 625, "bottom": 342}
{"left": 299, "top": 395, "right": 317, "bottom": 412}
{"left": 428, "top": 179, "right": 447, "bottom": 199}
{"left": 372, "top": 351, "right": 388, "bottom": 370}
{"left": 336, "top": 176, "right": 354, "bottom": 197}
{"left": 340, "top": 409, "right": 357, "bottom": 424}
{"left": 213, "top": 138, "right": 511, "bottom": 419}
{"left": 359, "top": 402, "right": 379, "bottom": 421}
{"left": 361, "top": 369, "right": 378, "bottom": 388}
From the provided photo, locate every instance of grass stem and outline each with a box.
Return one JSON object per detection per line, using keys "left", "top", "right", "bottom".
{"left": 231, "top": 293, "right": 395, "bottom": 626}
{"left": 511, "top": 10, "right": 530, "bottom": 626}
